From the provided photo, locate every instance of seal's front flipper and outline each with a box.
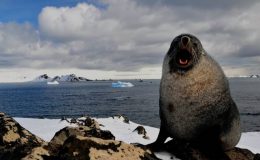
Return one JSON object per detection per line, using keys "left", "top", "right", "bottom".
{"left": 146, "top": 126, "right": 169, "bottom": 152}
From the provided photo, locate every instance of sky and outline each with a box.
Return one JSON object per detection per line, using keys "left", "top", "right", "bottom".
{"left": 0, "top": 0, "right": 259, "bottom": 82}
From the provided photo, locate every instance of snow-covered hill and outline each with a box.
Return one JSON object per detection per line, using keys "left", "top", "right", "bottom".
{"left": 31, "top": 74, "right": 91, "bottom": 82}
{"left": 32, "top": 74, "right": 53, "bottom": 82}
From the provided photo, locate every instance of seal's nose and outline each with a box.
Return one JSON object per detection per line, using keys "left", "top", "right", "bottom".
{"left": 181, "top": 36, "right": 190, "bottom": 47}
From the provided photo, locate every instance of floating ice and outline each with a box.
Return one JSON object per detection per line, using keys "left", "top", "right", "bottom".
{"left": 112, "top": 81, "right": 134, "bottom": 88}
{"left": 47, "top": 80, "right": 59, "bottom": 85}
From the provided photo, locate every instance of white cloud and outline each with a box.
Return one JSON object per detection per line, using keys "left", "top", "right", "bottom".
{"left": 0, "top": 0, "right": 260, "bottom": 82}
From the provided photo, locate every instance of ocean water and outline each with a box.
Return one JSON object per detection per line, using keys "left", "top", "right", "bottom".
{"left": 0, "top": 78, "right": 259, "bottom": 132}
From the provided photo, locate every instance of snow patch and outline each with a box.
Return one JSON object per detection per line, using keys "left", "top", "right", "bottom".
{"left": 14, "top": 117, "right": 260, "bottom": 159}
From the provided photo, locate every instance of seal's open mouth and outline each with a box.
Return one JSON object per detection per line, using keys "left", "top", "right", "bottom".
{"left": 176, "top": 50, "right": 192, "bottom": 67}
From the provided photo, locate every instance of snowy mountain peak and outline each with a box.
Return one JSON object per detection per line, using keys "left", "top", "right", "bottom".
{"left": 32, "top": 74, "right": 91, "bottom": 82}
{"left": 33, "top": 74, "right": 52, "bottom": 82}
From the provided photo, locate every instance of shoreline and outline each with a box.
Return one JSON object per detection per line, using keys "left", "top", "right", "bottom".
{"left": 14, "top": 116, "right": 260, "bottom": 154}
{"left": 1, "top": 112, "right": 259, "bottom": 160}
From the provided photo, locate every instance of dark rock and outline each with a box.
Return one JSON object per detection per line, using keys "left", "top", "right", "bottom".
{"left": 0, "top": 112, "right": 45, "bottom": 160}
{"left": 57, "top": 135, "right": 159, "bottom": 160}
{"left": 163, "top": 139, "right": 260, "bottom": 160}
{"left": 254, "top": 154, "right": 260, "bottom": 160}
{"left": 41, "top": 74, "right": 49, "bottom": 79}
{"left": 70, "top": 118, "right": 77, "bottom": 124}
{"left": 60, "top": 116, "right": 67, "bottom": 121}
{"left": 112, "top": 114, "right": 130, "bottom": 124}
{"left": 52, "top": 76, "right": 61, "bottom": 81}
{"left": 21, "top": 146, "right": 50, "bottom": 160}
{"left": 48, "top": 125, "right": 157, "bottom": 159}
{"left": 48, "top": 126, "right": 115, "bottom": 155}
{"left": 133, "top": 126, "right": 149, "bottom": 139}
{"left": 226, "top": 147, "right": 255, "bottom": 160}
{"left": 78, "top": 77, "right": 92, "bottom": 81}
{"left": 77, "top": 116, "right": 100, "bottom": 129}
{"left": 1, "top": 112, "right": 259, "bottom": 160}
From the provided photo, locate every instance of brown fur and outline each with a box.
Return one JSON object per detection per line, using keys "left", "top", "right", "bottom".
{"left": 150, "top": 34, "right": 241, "bottom": 152}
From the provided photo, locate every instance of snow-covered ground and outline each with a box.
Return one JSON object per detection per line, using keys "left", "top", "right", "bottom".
{"left": 14, "top": 117, "right": 260, "bottom": 160}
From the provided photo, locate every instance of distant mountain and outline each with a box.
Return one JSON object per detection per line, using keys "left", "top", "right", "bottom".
{"left": 249, "top": 75, "right": 260, "bottom": 78}
{"left": 32, "top": 74, "right": 52, "bottom": 82}
{"left": 59, "top": 74, "right": 79, "bottom": 82}
{"left": 229, "top": 74, "right": 260, "bottom": 78}
{"left": 32, "top": 74, "right": 92, "bottom": 82}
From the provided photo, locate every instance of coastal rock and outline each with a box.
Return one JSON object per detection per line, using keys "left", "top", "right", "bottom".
{"left": 47, "top": 121, "right": 156, "bottom": 159}
{"left": 112, "top": 114, "right": 130, "bottom": 124}
{"left": 0, "top": 112, "right": 45, "bottom": 160}
{"left": 133, "top": 126, "right": 149, "bottom": 139}
{"left": 48, "top": 125, "right": 115, "bottom": 154}
{"left": 163, "top": 139, "right": 259, "bottom": 160}
{"left": 78, "top": 116, "right": 101, "bottom": 129}
{"left": 21, "top": 146, "right": 50, "bottom": 160}
{"left": 1, "top": 112, "right": 259, "bottom": 160}
{"left": 57, "top": 135, "right": 158, "bottom": 160}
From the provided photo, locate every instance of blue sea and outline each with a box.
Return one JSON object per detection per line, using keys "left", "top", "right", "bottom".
{"left": 0, "top": 78, "right": 259, "bottom": 132}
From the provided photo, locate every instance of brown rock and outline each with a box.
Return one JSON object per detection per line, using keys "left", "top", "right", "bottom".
{"left": 21, "top": 146, "right": 50, "bottom": 160}
{"left": 0, "top": 112, "right": 45, "bottom": 160}
{"left": 133, "top": 126, "right": 150, "bottom": 139}
{"left": 48, "top": 126, "right": 115, "bottom": 154}
{"left": 78, "top": 116, "right": 100, "bottom": 129}
{"left": 57, "top": 135, "right": 158, "bottom": 160}
{"left": 163, "top": 139, "right": 260, "bottom": 160}
{"left": 226, "top": 147, "right": 256, "bottom": 160}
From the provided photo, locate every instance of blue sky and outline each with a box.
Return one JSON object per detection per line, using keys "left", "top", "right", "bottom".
{"left": 0, "top": 0, "right": 100, "bottom": 26}
{"left": 0, "top": 0, "right": 259, "bottom": 82}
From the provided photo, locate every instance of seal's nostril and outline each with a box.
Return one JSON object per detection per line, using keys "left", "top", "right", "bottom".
{"left": 181, "top": 36, "right": 190, "bottom": 46}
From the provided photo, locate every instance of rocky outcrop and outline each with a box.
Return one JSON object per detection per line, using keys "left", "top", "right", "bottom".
{"left": 47, "top": 117, "right": 156, "bottom": 159}
{"left": 48, "top": 126, "right": 115, "bottom": 153}
{"left": 0, "top": 112, "right": 45, "bottom": 160}
{"left": 0, "top": 113, "right": 156, "bottom": 160}
{"left": 162, "top": 139, "right": 260, "bottom": 160}
{"left": 1, "top": 112, "right": 259, "bottom": 160}
{"left": 21, "top": 146, "right": 50, "bottom": 160}
{"left": 57, "top": 136, "right": 157, "bottom": 160}
{"left": 133, "top": 126, "right": 149, "bottom": 139}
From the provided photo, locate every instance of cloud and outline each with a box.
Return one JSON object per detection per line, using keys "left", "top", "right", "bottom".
{"left": 134, "top": 0, "right": 259, "bottom": 10}
{"left": 0, "top": 0, "right": 260, "bottom": 77}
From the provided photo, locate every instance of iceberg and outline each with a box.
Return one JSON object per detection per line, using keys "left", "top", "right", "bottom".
{"left": 112, "top": 81, "right": 134, "bottom": 88}
{"left": 47, "top": 80, "right": 59, "bottom": 85}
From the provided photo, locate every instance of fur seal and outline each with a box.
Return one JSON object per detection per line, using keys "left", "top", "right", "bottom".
{"left": 149, "top": 34, "right": 241, "bottom": 154}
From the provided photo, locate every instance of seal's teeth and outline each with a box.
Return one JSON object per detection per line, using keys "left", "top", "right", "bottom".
{"left": 179, "top": 59, "right": 188, "bottom": 65}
